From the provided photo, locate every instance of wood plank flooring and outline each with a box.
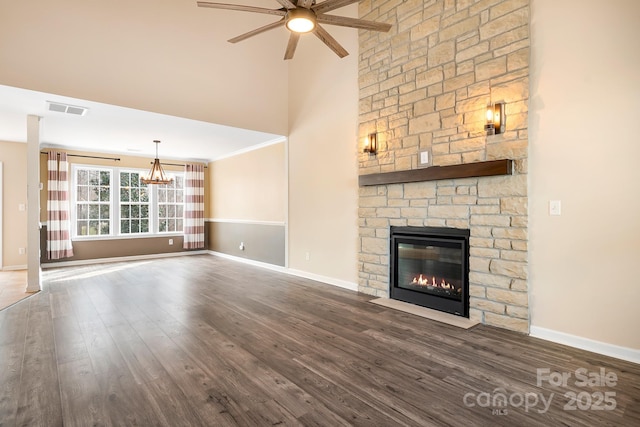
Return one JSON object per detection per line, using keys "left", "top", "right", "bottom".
{"left": 0, "top": 270, "right": 33, "bottom": 311}
{"left": 0, "top": 254, "right": 638, "bottom": 426}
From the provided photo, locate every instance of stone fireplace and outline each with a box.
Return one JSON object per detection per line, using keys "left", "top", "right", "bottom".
{"left": 358, "top": 173, "right": 528, "bottom": 333}
{"left": 357, "top": 0, "right": 530, "bottom": 333}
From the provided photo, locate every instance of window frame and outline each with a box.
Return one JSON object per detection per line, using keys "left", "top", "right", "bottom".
{"left": 71, "top": 164, "right": 185, "bottom": 241}
{"left": 157, "top": 173, "right": 185, "bottom": 234}
{"left": 72, "top": 166, "right": 114, "bottom": 238}
{"left": 118, "top": 169, "right": 153, "bottom": 236}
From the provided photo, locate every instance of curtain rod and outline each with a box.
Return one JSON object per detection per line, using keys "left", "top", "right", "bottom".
{"left": 40, "top": 152, "right": 121, "bottom": 161}
{"left": 157, "top": 162, "right": 207, "bottom": 168}
{"left": 39, "top": 151, "right": 207, "bottom": 167}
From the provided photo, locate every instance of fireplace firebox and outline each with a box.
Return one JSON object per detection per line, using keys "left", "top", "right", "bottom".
{"left": 390, "top": 226, "right": 470, "bottom": 317}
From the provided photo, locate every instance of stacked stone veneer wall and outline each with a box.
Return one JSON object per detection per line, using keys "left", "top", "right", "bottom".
{"left": 357, "top": 0, "right": 530, "bottom": 333}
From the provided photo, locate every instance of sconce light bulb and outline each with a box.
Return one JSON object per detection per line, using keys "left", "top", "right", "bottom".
{"left": 485, "top": 102, "right": 504, "bottom": 135}
{"left": 486, "top": 107, "right": 494, "bottom": 122}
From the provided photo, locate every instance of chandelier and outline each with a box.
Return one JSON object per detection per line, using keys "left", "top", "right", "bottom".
{"left": 141, "top": 140, "right": 174, "bottom": 185}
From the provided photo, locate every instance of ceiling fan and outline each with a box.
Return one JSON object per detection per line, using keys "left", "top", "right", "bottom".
{"left": 197, "top": 0, "right": 392, "bottom": 60}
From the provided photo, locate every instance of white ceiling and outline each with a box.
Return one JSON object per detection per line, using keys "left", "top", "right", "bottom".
{"left": 0, "top": 84, "right": 285, "bottom": 163}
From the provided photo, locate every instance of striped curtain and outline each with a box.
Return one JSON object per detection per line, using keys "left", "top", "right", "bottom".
{"left": 47, "top": 152, "right": 74, "bottom": 259}
{"left": 183, "top": 164, "right": 205, "bottom": 249}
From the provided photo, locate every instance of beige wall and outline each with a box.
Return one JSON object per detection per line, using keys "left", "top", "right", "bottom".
{"left": 287, "top": 4, "right": 359, "bottom": 284}
{"left": 0, "top": 141, "right": 28, "bottom": 268}
{"left": 529, "top": 0, "right": 640, "bottom": 349}
{"left": 0, "top": 0, "right": 288, "bottom": 135}
{"left": 207, "top": 142, "right": 285, "bottom": 266}
{"left": 209, "top": 142, "right": 285, "bottom": 222}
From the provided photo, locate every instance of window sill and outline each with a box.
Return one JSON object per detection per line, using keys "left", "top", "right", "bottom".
{"left": 72, "top": 233, "right": 183, "bottom": 242}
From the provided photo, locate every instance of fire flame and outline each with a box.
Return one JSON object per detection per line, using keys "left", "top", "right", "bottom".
{"left": 411, "top": 274, "right": 456, "bottom": 290}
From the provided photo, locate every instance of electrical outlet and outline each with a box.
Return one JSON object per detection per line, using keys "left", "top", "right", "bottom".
{"left": 168, "top": 238, "right": 174, "bottom": 245}
{"left": 305, "top": 251, "right": 310, "bottom": 261}
{"left": 239, "top": 242, "right": 245, "bottom": 251}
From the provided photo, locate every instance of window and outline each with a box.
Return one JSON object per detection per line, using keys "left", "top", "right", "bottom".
{"left": 158, "top": 175, "right": 184, "bottom": 233}
{"left": 72, "top": 165, "right": 184, "bottom": 239}
{"left": 75, "top": 168, "right": 112, "bottom": 236}
{"left": 120, "top": 171, "right": 150, "bottom": 234}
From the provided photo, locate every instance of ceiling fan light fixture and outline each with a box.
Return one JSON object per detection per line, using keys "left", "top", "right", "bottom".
{"left": 197, "top": 0, "right": 392, "bottom": 59}
{"left": 286, "top": 8, "right": 316, "bottom": 33}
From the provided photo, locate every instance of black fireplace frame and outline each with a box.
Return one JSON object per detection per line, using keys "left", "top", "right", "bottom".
{"left": 390, "top": 226, "right": 470, "bottom": 317}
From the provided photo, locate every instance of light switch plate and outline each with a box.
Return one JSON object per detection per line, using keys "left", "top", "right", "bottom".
{"left": 418, "top": 150, "right": 431, "bottom": 167}
{"left": 549, "top": 200, "right": 561, "bottom": 216}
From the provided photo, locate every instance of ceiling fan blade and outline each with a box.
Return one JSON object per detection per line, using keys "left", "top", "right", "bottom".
{"left": 228, "top": 19, "right": 285, "bottom": 43}
{"left": 284, "top": 33, "right": 300, "bottom": 60}
{"left": 313, "top": 24, "right": 349, "bottom": 58}
{"left": 317, "top": 15, "right": 392, "bottom": 32}
{"left": 274, "top": 0, "right": 296, "bottom": 9}
{"left": 312, "top": 0, "right": 359, "bottom": 15}
{"left": 196, "top": 2, "right": 286, "bottom": 17}
{"left": 297, "top": 0, "right": 314, "bottom": 9}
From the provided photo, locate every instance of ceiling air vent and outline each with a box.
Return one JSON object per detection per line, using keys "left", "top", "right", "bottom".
{"left": 46, "top": 101, "right": 88, "bottom": 116}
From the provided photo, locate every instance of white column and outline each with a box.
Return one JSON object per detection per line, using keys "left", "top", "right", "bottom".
{"left": 26, "top": 115, "right": 42, "bottom": 292}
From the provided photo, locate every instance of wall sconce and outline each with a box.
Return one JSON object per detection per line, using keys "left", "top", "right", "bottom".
{"left": 485, "top": 102, "right": 505, "bottom": 135}
{"left": 364, "top": 132, "right": 378, "bottom": 155}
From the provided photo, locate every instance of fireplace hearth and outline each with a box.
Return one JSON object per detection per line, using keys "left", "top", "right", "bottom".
{"left": 390, "top": 226, "right": 470, "bottom": 317}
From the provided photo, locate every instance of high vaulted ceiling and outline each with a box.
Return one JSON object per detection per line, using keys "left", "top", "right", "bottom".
{"left": 0, "top": 0, "right": 343, "bottom": 161}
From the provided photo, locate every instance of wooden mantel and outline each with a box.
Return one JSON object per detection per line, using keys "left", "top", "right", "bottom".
{"left": 358, "top": 159, "right": 513, "bottom": 186}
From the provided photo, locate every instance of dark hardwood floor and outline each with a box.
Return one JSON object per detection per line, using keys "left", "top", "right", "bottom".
{"left": 0, "top": 254, "right": 638, "bottom": 426}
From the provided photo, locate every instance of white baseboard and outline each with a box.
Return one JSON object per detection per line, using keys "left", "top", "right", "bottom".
{"left": 208, "top": 251, "right": 358, "bottom": 292}
{"left": 2, "top": 264, "right": 27, "bottom": 271}
{"left": 40, "top": 251, "right": 208, "bottom": 269}
{"left": 208, "top": 250, "right": 288, "bottom": 272}
{"left": 285, "top": 268, "right": 358, "bottom": 291}
{"left": 530, "top": 326, "right": 640, "bottom": 365}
